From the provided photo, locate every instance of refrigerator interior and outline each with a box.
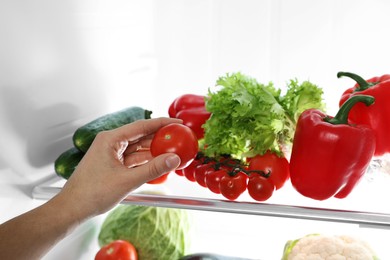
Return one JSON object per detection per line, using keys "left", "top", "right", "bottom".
{"left": 1, "top": 0, "right": 390, "bottom": 259}
{"left": 39, "top": 207, "right": 389, "bottom": 259}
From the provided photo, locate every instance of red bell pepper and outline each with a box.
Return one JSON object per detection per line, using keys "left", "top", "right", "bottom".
{"left": 338, "top": 71, "right": 390, "bottom": 156}
{"left": 176, "top": 108, "right": 211, "bottom": 139}
{"left": 168, "top": 94, "right": 211, "bottom": 139}
{"left": 289, "top": 95, "right": 376, "bottom": 200}
{"left": 168, "top": 94, "right": 206, "bottom": 118}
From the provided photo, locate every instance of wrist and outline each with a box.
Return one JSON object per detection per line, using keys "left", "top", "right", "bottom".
{"left": 48, "top": 191, "right": 91, "bottom": 228}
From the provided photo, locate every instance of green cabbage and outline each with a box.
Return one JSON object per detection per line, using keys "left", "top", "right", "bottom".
{"left": 98, "top": 205, "right": 192, "bottom": 260}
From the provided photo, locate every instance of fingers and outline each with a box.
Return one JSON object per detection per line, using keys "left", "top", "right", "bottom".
{"left": 111, "top": 117, "right": 182, "bottom": 144}
{"left": 123, "top": 150, "right": 152, "bottom": 168}
{"left": 61, "top": 118, "right": 185, "bottom": 218}
{"left": 94, "top": 117, "right": 182, "bottom": 162}
{"left": 123, "top": 138, "right": 152, "bottom": 156}
{"left": 82, "top": 118, "right": 183, "bottom": 194}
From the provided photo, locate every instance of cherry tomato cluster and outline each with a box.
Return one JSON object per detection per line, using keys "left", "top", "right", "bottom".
{"left": 148, "top": 93, "right": 291, "bottom": 202}
{"left": 175, "top": 151, "right": 290, "bottom": 202}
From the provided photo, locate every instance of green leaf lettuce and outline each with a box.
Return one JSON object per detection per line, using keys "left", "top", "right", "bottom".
{"left": 203, "top": 72, "right": 324, "bottom": 158}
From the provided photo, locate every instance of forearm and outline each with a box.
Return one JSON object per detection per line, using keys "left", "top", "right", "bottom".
{"left": 0, "top": 193, "right": 87, "bottom": 260}
{"left": 0, "top": 118, "right": 182, "bottom": 260}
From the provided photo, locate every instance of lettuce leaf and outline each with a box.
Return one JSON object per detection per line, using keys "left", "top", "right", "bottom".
{"left": 281, "top": 79, "right": 325, "bottom": 123}
{"left": 203, "top": 72, "right": 324, "bottom": 158}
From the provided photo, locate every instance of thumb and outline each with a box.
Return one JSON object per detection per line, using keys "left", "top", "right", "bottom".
{"left": 152, "top": 153, "right": 181, "bottom": 178}
{"left": 129, "top": 153, "right": 181, "bottom": 185}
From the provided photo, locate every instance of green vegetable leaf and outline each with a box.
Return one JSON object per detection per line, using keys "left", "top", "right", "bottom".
{"left": 281, "top": 79, "right": 325, "bottom": 123}
{"left": 281, "top": 239, "right": 300, "bottom": 260}
{"left": 203, "top": 72, "right": 324, "bottom": 158}
{"left": 204, "top": 72, "right": 288, "bottom": 157}
{"left": 98, "top": 205, "right": 192, "bottom": 260}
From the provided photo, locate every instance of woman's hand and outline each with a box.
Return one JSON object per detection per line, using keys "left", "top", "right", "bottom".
{"left": 0, "top": 117, "right": 184, "bottom": 260}
{"left": 57, "top": 117, "right": 183, "bottom": 219}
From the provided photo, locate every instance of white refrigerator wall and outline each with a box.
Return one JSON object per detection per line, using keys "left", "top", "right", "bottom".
{"left": 1, "top": 0, "right": 390, "bottom": 176}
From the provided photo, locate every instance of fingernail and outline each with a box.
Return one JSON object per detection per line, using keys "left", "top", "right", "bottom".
{"left": 165, "top": 154, "right": 181, "bottom": 169}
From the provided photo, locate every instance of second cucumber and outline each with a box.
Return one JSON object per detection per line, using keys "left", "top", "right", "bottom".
{"left": 73, "top": 106, "right": 152, "bottom": 152}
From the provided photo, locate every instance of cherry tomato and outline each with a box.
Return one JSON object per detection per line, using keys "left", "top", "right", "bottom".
{"left": 247, "top": 174, "right": 274, "bottom": 201}
{"left": 176, "top": 108, "right": 211, "bottom": 139}
{"left": 182, "top": 153, "right": 205, "bottom": 182}
{"left": 147, "top": 172, "right": 169, "bottom": 184}
{"left": 151, "top": 123, "right": 198, "bottom": 169}
{"left": 175, "top": 169, "right": 184, "bottom": 176}
{"left": 248, "top": 151, "right": 290, "bottom": 190}
{"left": 219, "top": 172, "right": 247, "bottom": 200}
{"left": 194, "top": 163, "right": 215, "bottom": 188}
{"left": 95, "top": 240, "right": 138, "bottom": 260}
{"left": 205, "top": 169, "right": 226, "bottom": 194}
{"left": 182, "top": 159, "right": 198, "bottom": 182}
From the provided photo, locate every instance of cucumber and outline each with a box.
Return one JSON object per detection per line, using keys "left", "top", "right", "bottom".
{"left": 73, "top": 106, "right": 152, "bottom": 152}
{"left": 54, "top": 147, "right": 84, "bottom": 179}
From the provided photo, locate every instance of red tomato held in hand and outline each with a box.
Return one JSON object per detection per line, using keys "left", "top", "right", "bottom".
{"left": 95, "top": 240, "right": 138, "bottom": 260}
{"left": 247, "top": 174, "right": 274, "bottom": 201}
{"left": 147, "top": 172, "right": 169, "bottom": 184}
{"left": 176, "top": 108, "right": 211, "bottom": 140}
{"left": 248, "top": 151, "right": 290, "bottom": 190}
{"left": 219, "top": 172, "right": 247, "bottom": 200}
{"left": 151, "top": 123, "right": 199, "bottom": 169}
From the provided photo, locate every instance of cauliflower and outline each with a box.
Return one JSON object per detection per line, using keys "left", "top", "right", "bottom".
{"left": 282, "top": 234, "right": 379, "bottom": 260}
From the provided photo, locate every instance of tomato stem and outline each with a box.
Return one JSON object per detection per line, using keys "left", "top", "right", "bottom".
{"left": 247, "top": 169, "right": 271, "bottom": 178}
{"left": 193, "top": 153, "right": 270, "bottom": 178}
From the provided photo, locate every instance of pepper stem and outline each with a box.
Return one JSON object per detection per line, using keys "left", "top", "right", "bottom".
{"left": 337, "top": 71, "right": 376, "bottom": 91}
{"left": 324, "top": 95, "right": 375, "bottom": 125}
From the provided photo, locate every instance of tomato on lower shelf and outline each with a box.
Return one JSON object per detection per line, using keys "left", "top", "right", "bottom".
{"left": 95, "top": 240, "right": 138, "bottom": 260}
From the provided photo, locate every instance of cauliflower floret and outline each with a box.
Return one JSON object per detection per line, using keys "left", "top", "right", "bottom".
{"left": 282, "top": 234, "right": 378, "bottom": 260}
